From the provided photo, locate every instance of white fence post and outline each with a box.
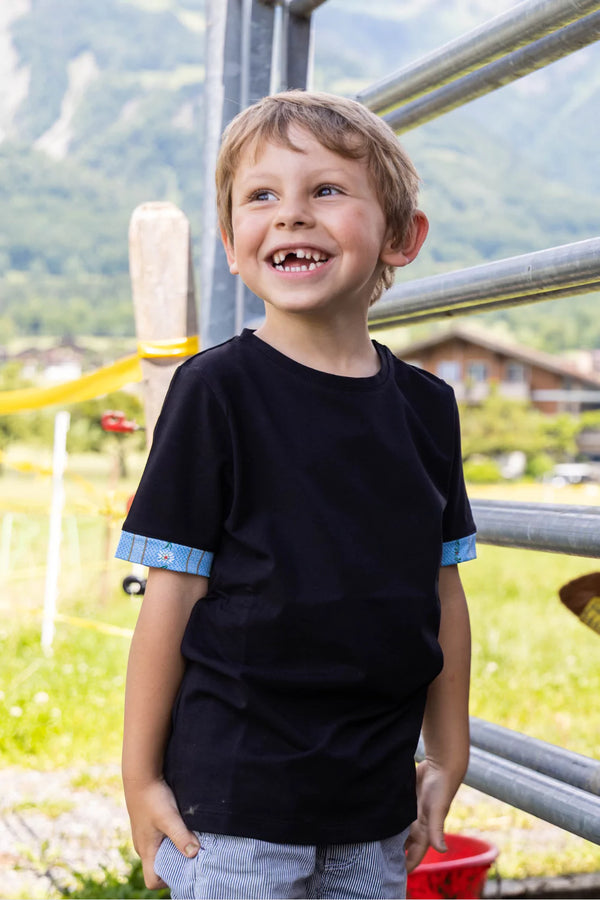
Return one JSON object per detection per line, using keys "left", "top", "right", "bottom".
{"left": 41, "top": 411, "right": 70, "bottom": 651}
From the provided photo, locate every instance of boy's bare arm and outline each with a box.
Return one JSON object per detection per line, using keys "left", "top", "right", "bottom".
{"left": 122, "top": 567, "right": 208, "bottom": 889}
{"left": 405, "top": 564, "right": 471, "bottom": 873}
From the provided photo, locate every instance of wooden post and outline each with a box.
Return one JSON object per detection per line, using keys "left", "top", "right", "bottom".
{"left": 129, "top": 201, "right": 199, "bottom": 444}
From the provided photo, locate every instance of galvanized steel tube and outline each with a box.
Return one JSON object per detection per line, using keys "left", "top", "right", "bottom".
{"left": 471, "top": 500, "right": 600, "bottom": 557}
{"left": 469, "top": 718, "right": 600, "bottom": 796}
{"left": 368, "top": 238, "right": 600, "bottom": 328}
{"left": 466, "top": 748, "right": 600, "bottom": 844}
{"left": 376, "top": 282, "right": 600, "bottom": 326}
{"left": 416, "top": 739, "right": 600, "bottom": 844}
{"left": 357, "top": 0, "right": 600, "bottom": 112}
{"left": 382, "top": 10, "right": 600, "bottom": 132}
{"left": 286, "top": 0, "right": 328, "bottom": 18}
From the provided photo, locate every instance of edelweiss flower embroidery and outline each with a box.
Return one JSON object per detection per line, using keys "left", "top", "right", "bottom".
{"left": 157, "top": 543, "right": 174, "bottom": 568}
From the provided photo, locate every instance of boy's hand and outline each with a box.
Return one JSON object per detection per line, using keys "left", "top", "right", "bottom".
{"left": 125, "top": 777, "right": 200, "bottom": 889}
{"left": 404, "top": 759, "right": 455, "bottom": 873}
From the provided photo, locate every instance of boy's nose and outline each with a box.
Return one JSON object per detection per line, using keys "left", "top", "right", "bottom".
{"left": 275, "top": 198, "right": 314, "bottom": 230}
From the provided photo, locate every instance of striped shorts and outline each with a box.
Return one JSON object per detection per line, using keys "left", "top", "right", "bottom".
{"left": 154, "top": 828, "right": 410, "bottom": 899}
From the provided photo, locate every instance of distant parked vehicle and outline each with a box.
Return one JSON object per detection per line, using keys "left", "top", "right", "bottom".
{"left": 547, "top": 463, "right": 598, "bottom": 485}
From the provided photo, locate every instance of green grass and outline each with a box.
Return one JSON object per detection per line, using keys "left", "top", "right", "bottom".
{"left": 0, "top": 599, "right": 132, "bottom": 769}
{"left": 447, "top": 542, "right": 600, "bottom": 879}
{"left": 55, "top": 853, "right": 169, "bottom": 899}
{"left": 464, "top": 543, "right": 600, "bottom": 757}
{"left": 1, "top": 458, "right": 599, "bottom": 885}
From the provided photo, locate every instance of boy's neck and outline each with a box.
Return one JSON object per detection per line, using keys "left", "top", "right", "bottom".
{"left": 253, "top": 313, "right": 380, "bottom": 378}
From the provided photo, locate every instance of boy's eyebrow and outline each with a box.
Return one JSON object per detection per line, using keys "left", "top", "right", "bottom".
{"left": 236, "top": 165, "right": 358, "bottom": 186}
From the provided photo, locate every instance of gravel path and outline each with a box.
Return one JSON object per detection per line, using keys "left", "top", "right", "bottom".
{"left": 1, "top": 767, "right": 598, "bottom": 899}
{"left": 0, "top": 765, "right": 130, "bottom": 899}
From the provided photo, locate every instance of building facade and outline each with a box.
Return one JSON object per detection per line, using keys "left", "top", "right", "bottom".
{"left": 394, "top": 326, "right": 600, "bottom": 415}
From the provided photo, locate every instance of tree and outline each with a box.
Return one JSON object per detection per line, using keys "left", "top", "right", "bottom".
{"left": 459, "top": 393, "right": 578, "bottom": 463}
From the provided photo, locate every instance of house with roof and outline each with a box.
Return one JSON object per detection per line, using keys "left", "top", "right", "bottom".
{"left": 391, "top": 325, "right": 600, "bottom": 415}
{"left": 10, "top": 339, "right": 104, "bottom": 385}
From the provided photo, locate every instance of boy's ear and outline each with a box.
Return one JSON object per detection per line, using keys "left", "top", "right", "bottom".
{"left": 220, "top": 227, "right": 239, "bottom": 275}
{"left": 380, "top": 210, "right": 429, "bottom": 268}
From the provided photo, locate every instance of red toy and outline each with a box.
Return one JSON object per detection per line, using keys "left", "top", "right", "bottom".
{"left": 101, "top": 410, "right": 141, "bottom": 433}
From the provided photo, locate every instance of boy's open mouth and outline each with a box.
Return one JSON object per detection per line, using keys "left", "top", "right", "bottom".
{"left": 270, "top": 248, "right": 330, "bottom": 272}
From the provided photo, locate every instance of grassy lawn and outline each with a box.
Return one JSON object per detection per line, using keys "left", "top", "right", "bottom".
{"left": 1, "top": 448, "right": 599, "bottom": 886}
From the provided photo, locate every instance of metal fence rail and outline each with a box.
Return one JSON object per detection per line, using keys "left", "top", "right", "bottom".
{"left": 469, "top": 718, "right": 600, "bottom": 795}
{"left": 416, "top": 726, "right": 600, "bottom": 844}
{"left": 472, "top": 500, "right": 600, "bottom": 556}
{"left": 357, "top": 0, "right": 600, "bottom": 113}
{"left": 286, "top": 0, "right": 328, "bottom": 15}
{"left": 381, "top": 10, "right": 600, "bottom": 133}
{"left": 368, "top": 238, "right": 600, "bottom": 328}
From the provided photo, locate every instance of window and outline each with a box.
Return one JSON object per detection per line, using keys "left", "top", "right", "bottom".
{"left": 437, "top": 360, "right": 461, "bottom": 383}
{"left": 506, "top": 361, "right": 525, "bottom": 383}
{"left": 467, "top": 361, "right": 488, "bottom": 383}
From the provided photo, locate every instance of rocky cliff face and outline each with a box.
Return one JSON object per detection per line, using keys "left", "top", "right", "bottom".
{"left": 0, "top": 0, "right": 31, "bottom": 143}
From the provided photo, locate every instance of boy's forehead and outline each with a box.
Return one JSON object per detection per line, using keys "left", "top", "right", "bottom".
{"left": 242, "top": 127, "right": 317, "bottom": 162}
{"left": 235, "top": 126, "right": 364, "bottom": 175}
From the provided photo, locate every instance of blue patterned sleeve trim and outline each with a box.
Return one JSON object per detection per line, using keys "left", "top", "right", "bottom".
{"left": 115, "top": 531, "right": 213, "bottom": 576}
{"left": 441, "top": 532, "right": 477, "bottom": 566}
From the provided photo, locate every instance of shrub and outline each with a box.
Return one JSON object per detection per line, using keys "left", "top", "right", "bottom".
{"left": 463, "top": 455, "right": 502, "bottom": 483}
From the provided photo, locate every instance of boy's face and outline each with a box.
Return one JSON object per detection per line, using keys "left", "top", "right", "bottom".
{"left": 222, "top": 127, "right": 397, "bottom": 318}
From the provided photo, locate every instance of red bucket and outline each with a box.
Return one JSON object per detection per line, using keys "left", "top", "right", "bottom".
{"left": 406, "top": 834, "right": 498, "bottom": 899}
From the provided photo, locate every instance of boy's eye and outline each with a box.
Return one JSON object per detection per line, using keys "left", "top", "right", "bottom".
{"left": 250, "top": 189, "right": 276, "bottom": 202}
{"left": 316, "top": 184, "right": 341, "bottom": 197}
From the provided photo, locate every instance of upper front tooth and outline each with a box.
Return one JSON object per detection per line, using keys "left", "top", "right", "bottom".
{"left": 295, "top": 249, "right": 305, "bottom": 259}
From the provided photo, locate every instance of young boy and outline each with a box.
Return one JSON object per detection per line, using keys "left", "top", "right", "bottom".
{"left": 116, "top": 90, "right": 475, "bottom": 900}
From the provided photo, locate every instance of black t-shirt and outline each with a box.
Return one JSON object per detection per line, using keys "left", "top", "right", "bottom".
{"left": 116, "top": 329, "right": 476, "bottom": 844}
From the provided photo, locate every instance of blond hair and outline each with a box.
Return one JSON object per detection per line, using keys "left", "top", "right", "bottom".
{"left": 215, "top": 90, "right": 421, "bottom": 304}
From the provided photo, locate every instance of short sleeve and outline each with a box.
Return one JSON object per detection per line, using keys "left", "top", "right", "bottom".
{"left": 115, "top": 364, "right": 231, "bottom": 575}
{"left": 440, "top": 396, "right": 476, "bottom": 566}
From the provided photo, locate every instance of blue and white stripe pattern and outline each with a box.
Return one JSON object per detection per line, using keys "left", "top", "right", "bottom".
{"left": 441, "top": 532, "right": 477, "bottom": 566}
{"left": 115, "top": 531, "right": 213, "bottom": 576}
{"left": 153, "top": 829, "right": 409, "bottom": 899}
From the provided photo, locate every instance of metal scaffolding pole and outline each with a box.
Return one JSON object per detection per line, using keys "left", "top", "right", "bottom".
{"left": 416, "top": 733, "right": 600, "bottom": 844}
{"left": 471, "top": 499, "right": 600, "bottom": 557}
{"left": 465, "top": 748, "right": 600, "bottom": 843}
{"left": 279, "top": 4, "right": 313, "bottom": 90}
{"left": 469, "top": 718, "right": 600, "bottom": 796}
{"left": 357, "top": 0, "right": 600, "bottom": 113}
{"left": 372, "top": 281, "right": 600, "bottom": 327}
{"left": 201, "top": 0, "right": 320, "bottom": 345}
{"left": 382, "top": 11, "right": 600, "bottom": 133}
{"left": 201, "top": 0, "right": 275, "bottom": 348}
{"left": 368, "top": 238, "right": 600, "bottom": 328}
{"left": 286, "top": 0, "right": 329, "bottom": 15}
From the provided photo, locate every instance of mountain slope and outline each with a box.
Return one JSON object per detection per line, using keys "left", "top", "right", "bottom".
{"left": 0, "top": 0, "right": 598, "bottom": 347}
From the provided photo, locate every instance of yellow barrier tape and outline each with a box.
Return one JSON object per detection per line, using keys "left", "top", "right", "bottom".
{"left": 137, "top": 335, "right": 199, "bottom": 358}
{"left": 4, "top": 459, "right": 53, "bottom": 477}
{"left": 0, "top": 335, "right": 199, "bottom": 414}
{"left": 0, "top": 355, "right": 142, "bottom": 414}
{"left": 4, "top": 557, "right": 124, "bottom": 583}
{"left": 55, "top": 613, "right": 133, "bottom": 638}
